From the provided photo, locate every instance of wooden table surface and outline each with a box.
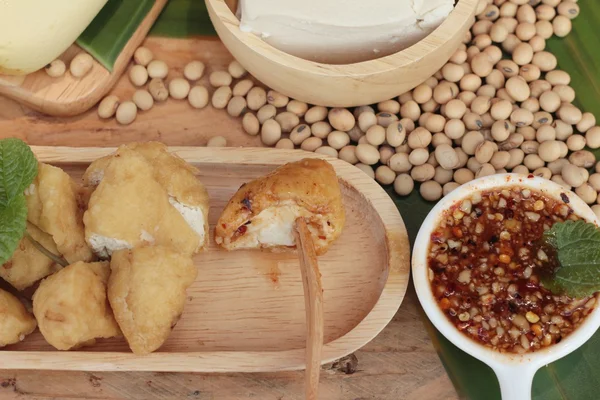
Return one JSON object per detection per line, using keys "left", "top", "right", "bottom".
{"left": 0, "top": 37, "right": 459, "bottom": 400}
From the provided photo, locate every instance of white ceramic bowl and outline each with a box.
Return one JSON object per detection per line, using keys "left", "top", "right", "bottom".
{"left": 412, "top": 174, "right": 600, "bottom": 400}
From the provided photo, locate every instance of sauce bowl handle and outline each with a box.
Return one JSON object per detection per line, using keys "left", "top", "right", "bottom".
{"left": 492, "top": 364, "right": 538, "bottom": 400}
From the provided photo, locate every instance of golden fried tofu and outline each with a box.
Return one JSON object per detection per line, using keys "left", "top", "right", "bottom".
{"left": 26, "top": 163, "right": 93, "bottom": 264}
{"left": 83, "top": 142, "right": 209, "bottom": 236}
{"left": 0, "top": 223, "right": 61, "bottom": 290}
{"left": 0, "top": 289, "right": 37, "bottom": 347}
{"left": 32, "top": 261, "right": 121, "bottom": 350}
{"left": 215, "top": 159, "right": 345, "bottom": 255}
{"left": 83, "top": 143, "right": 209, "bottom": 257}
{"left": 108, "top": 246, "right": 197, "bottom": 355}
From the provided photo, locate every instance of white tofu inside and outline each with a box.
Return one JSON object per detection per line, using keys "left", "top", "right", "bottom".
{"left": 88, "top": 198, "right": 205, "bottom": 258}
{"left": 88, "top": 234, "right": 132, "bottom": 258}
{"left": 233, "top": 205, "right": 331, "bottom": 249}
{"left": 168, "top": 197, "right": 206, "bottom": 246}
{"left": 247, "top": 205, "right": 303, "bottom": 247}
{"left": 86, "top": 170, "right": 104, "bottom": 186}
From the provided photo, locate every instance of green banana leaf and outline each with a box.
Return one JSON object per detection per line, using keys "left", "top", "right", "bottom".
{"left": 86, "top": 0, "right": 600, "bottom": 398}
{"left": 76, "top": 0, "right": 155, "bottom": 71}
{"left": 151, "top": 1, "right": 215, "bottom": 37}
{"left": 390, "top": 3, "right": 600, "bottom": 398}
{"left": 392, "top": 3, "right": 600, "bottom": 398}
{"left": 76, "top": 0, "right": 216, "bottom": 70}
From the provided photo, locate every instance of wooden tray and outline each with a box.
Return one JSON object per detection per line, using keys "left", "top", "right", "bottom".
{"left": 0, "top": 0, "right": 167, "bottom": 117}
{"left": 0, "top": 146, "right": 410, "bottom": 372}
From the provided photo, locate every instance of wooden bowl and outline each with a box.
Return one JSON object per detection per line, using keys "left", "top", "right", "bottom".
{"left": 206, "top": 0, "right": 478, "bottom": 107}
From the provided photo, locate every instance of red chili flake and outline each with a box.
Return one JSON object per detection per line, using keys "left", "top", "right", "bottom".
{"left": 444, "top": 283, "right": 457, "bottom": 296}
{"left": 221, "top": 224, "right": 227, "bottom": 229}
{"left": 452, "top": 227, "right": 463, "bottom": 238}
{"left": 525, "top": 281, "right": 539, "bottom": 290}
{"left": 432, "top": 264, "right": 447, "bottom": 273}
{"left": 236, "top": 225, "right": 247, "bottom": 235}
{"left": 431, "top": 232, "right": 445, "bottom": 243}
{"left": 478, "top": 328, "right": 490, "bottom": 343}
{"left": 493, "top": 301, "right": 507, "bottom": 315}
{"left": 318, "top": 235, "right": 326, "bottom": 240}
{"left": 439, "top": 298, "right": 451, "bottom": 309}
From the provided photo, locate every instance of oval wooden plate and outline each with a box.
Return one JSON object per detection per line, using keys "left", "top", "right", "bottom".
{"left": 1, "top": 146, "right": 410, "bottom": 372}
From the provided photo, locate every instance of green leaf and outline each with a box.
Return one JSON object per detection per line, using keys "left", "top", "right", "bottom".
{"left": 539, "top": 274, "right": 564, "bottom": 297}
{"left": 547, "top": 8, "right": 600, "bottom": 121}
{"left": 76, "top": 0, "right": 155, "bottom": 71}
{"left": 0, "top": 138, "right": 37, "bottom": 208}
{"left": 76, "top": 0, "right": 217, "bottom": 69}
{"left": 151, "top": 0, "right": 216, "bottom": 37}
{"left": 0, "top": 195, "right": 28, "bottom": 266}
{"left": 542, "top": 220, "right": 600, "bottom": 298}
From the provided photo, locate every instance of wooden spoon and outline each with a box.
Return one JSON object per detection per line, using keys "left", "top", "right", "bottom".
{"left": 293, "top": 218, "right": 324, "bottom": 400}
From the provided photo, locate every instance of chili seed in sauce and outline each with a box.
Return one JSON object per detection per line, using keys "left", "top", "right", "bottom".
{"left": 428, "top": 187, "right": 598, "bottom": 354}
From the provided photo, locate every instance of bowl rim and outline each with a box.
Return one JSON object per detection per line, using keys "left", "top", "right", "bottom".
{"left": 412, "top": 173, "right": 600, "bottom": 371}
{"left": 206, "top": 0, "right": 479, "bottom": 76}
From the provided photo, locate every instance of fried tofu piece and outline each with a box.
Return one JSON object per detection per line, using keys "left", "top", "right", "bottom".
{"left": 0, "top": 289, "right": 37, "bottom": 347}
{"left": 83, "top": 143, "right": 209, "bottom": 257}
{"left": 26, "top": 163, "right": 93, "bottom": 264}
{"left": 0, "top": 223, "right": 61, "bottom": 290}
{"left": 108, "top": 246, "right": 197, "bottom": 355}
{"left": 215, "top": 159, "right": 345, "bottom": 255}
{"left": 32, "top": 261, "right": 121, "bottom": 350}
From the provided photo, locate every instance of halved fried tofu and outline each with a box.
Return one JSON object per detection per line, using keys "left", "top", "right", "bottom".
{"left": 83, "top": 143, "right": 209, "bottom": 257}
{"left": 83, "top": 147, "right": 207, "bottom": 257}
{"left": 215, "top": 158, "right": 345, "bottom": 255}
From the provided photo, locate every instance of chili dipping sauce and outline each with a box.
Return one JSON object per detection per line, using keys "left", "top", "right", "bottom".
{"left": 428, "top": 186, "right": 599, "bottom": 354}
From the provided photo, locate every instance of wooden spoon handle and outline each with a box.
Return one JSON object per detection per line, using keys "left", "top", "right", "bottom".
{"left": 294, "top": 218, "right": 324, "bottom": 400}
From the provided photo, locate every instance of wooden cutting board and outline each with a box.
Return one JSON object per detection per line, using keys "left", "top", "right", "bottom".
{"left": 0, "top": 0, "right": 167, "bottom": 117}
{"left": 0, "top": 37, "right": 262, "bottom": 148}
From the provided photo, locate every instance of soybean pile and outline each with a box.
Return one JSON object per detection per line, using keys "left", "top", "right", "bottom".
{"left": 97, "top": 0, "right": 600, "bottom": 216}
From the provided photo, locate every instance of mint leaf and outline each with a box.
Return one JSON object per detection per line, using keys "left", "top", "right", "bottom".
{"left": 0, "top": 139, "right": 38, "bottom": 265}
{"left": 542, "top": 220, "right": 600, "bottom": 298}
{"left": 0, "top": 138, "right": 38, "bottom": 208}
{"left": 0, "top": 195, "right": 27, "bottom": 265}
